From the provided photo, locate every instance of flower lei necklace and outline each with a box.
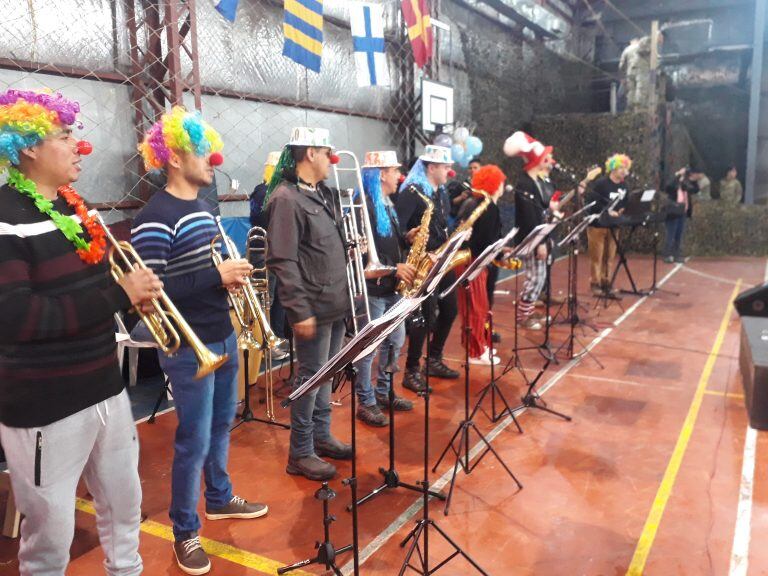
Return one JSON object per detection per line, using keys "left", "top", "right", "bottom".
{"left": 8, "top": 167, "right": 106, "bottom": 264}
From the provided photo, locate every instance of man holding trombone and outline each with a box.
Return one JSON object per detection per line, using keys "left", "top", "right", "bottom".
{"left": 353, "top": 151, "right": 416, "bottom": 427}
{"left": 132, "top": 107, "right": 268, "bottom": 575}
{"left": 264, "top": 127, "right": 352, "bottom": 482}
{"left": 0, "top": 89, "right": 161, "bottom": 575}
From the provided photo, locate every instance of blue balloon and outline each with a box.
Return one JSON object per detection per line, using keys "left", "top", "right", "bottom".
{"left": 465, "top": 136, "right": 483, "bottom": 157}
{"left": 434, "top": 133, "right": 453, "bottom": 147}
{"left": 458, "top": 155, "right": 471, "bottom": 169}
{"left": 451, "top": 144, "right": 465, "bottom": 164}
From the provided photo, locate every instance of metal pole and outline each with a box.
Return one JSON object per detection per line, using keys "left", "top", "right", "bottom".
{"left": 746, "top": 0, "right": 766, "bottom": 205}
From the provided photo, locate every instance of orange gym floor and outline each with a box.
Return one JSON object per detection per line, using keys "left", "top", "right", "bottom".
{"left": 1, "top": 254, "right": 766, "bottom": 576}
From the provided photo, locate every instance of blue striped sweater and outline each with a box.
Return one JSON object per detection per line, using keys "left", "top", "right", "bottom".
{"left": 131, "top": 190, "right": 232, "bottom": 344}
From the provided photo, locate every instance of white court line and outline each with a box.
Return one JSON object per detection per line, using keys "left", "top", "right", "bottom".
{"left": 729, "top": 426, "right": 757, "bottom": 576}
{"left": 341, "top": 264, "right": 683, "bottom": 575}
{"left": 727, "top": 258, "right": 766, "bottom": 575}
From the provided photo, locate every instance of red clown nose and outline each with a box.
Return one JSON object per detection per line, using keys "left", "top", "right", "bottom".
{"left": 330, "top": 154, "right": 340, "bottom": 165}
{"left": 209, "top": 152, "right": 224, "bottom": 166}
{"left": 448, "top": 169, "right": 456, "bottom": 178}
{"left": 398, "top": 174, "right": 406, "bottom": 184}
{"left": 76, "top": 140, "right": 93, "bottom": 156}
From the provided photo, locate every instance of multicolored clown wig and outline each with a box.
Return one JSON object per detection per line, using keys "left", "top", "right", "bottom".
{"left": 361, "top": 167, "right": 394, "bottom": 237}
{"left": 605, "top": 154, "right": 632, "bottom": 174}
{"left": 138, "top": 106, "right": 223, "bottom": 170}
{"left": 401, "top": 159, "right": 434, "bottom": 198}
{"left": 0, "top": 89, "right": 80, "bottom": 170}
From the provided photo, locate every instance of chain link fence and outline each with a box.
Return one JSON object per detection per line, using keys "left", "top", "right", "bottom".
{"left": 0, "top": 0, "right": 427, "bottom": 226}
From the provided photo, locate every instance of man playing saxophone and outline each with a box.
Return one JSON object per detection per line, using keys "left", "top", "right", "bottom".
{"left": 395, "top": 145, "right": 460, "bottom": 393}
{"left": 352, "top": 151, "right": 416, "bottom": 427}
{"left": 131, "top": 107, "right": 268, "bottom": 576}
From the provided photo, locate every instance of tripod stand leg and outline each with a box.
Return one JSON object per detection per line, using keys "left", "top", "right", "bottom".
{"left": 468, "top": 422, "right": 523, "bottom": 489}
{"left": 430, "top": 521, "right": 490, "bottom": 576}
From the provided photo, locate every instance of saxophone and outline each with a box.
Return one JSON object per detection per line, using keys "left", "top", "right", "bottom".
{"left": 413, "top": 190, "right": 491, "bottom": 285}
{"left": 396, "top": 188, "right": 434, "bottom": 297}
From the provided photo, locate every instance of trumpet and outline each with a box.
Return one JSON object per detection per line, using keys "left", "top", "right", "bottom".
{"left": 245, "top": 226, "right": 281, "bottom": 422}
{"left": 95, "top": 213, "right": 228, "bottom": 379}
{"left": 211, "top": 216, "right": 284, "bottom": 353}
{"left": 333, "top": 150, "right": 396, "bottom": 334}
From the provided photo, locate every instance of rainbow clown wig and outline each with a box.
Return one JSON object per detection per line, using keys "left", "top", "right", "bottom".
{"left": 605, "top": 154, "right": 632, "bottom": 174}
{"left": 0, "top": 89, "right": 80, "bottom": 170}
{"left": 361, "top": 168, "right": 394, "bottom": 237}
{"left": 138, "top": 106, "right": 223, "bottom": 170}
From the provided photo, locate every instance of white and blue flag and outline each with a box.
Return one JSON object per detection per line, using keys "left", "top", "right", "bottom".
{"left": 214, "top": 0, "right": 238, "bottom": 22}
{"left": 350, "top": 3, "right": 389, "bottom": 87}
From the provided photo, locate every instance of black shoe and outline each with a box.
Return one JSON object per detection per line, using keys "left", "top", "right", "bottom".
{"left": 286, "top": 455, "right": 336, "bottom": 481}
{"left": 375, "top": 393, "right": 413, "bottom": 412}
{"left": 356, "top": 404, "right": 388, "bottom": 427}
{"left": 174, "top": 534, "right": 211, "bottom": 575}
{"left": 427, "top": 357, "right": 459, "bottom": 379}
{"left": 314, "top": 436, "right": 353, "bottom": 460}
{"left": 402, "top": 368, "right": 430, "bottom": 394}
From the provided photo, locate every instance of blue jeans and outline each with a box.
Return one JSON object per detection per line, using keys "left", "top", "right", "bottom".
{"left": 290, "top": 319, "right": 346, "bottom": 459}
{"left": 354, "top": 293, "right": 406, "bottom": 407}
{"left": 159, "top": 331, "right": 239, "bottom": 540}
{"left": 664, "top": 215, "right": 686, "bottom": 258}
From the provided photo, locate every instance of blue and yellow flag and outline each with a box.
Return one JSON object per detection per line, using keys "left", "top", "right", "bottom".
{"left": 283, "top": 0, "right": 324, "bottom": 73}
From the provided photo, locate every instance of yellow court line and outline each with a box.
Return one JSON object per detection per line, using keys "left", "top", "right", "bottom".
{"left": 75, "top": 498, "right": 312, "bottom": 576}
{"left": 626, "top": 280, "right": 742, "bottom": 576}
{"left": 704, "top": 389, "right": 745, "bottom": 400}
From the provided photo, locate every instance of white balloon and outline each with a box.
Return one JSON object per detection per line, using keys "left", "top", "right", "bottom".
{"left": 453, "top": 127, "right": 469, "bottom": 144}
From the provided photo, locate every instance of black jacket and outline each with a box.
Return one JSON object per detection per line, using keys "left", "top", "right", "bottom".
{"left": 362, "top": 195, "right": 407, "bottom": 297}
{"left": 514, "top": 172, "right": 552, "bottom": 243}
{"left": 457, "top": 197, "right": 502, "bottom": 258}
{"left": 394, "top": 183, "right": 450, "bottom": 252}
{"left": 265, "top": 177, "right": 349, "bottom": 325}
{"left": 665, "top": 175, "right": 699, "bottom": 218}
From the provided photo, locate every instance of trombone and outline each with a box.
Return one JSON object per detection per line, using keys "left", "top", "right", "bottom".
{"left": 333, "top": 150, "right": 396, "bottom": 335}
{"left": 211, "top": 216, "right": 285, "bottom": 354}
{"left": 95, "top": 213, "right": 228, "bottom": 379}
{"left": 245, "top": 226, "right": 282, "bottom": 422}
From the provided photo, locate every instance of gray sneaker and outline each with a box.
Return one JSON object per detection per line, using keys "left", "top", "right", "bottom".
{"left": 375, "top": 393, "right": 413, "bottom": 412}
{"left": 205, "top": 495, "right": 268, "bottom": 520}
{"left": 356, "top": 404, "right": 388, "bottom": 427}
{"left": 286, "top": 454, "right": 336, "bottom": 481}
{"left": 314, "top": 436, "right": 353, "bottom": 460}
{"left": 173, "top": 534, "right": 211, "bottom": 575}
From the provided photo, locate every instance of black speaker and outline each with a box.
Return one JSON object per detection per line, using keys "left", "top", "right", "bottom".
{"left": 735, "top": 283, "right": 768, "bottom": 318}
{"left": 740, "top": 317, "right": 768, "bottom": 429}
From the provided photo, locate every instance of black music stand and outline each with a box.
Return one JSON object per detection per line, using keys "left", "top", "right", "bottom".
{"left": 432, "top": 229, "right": 524, "bottom": 515}
{"left": 593, "top": 192, "right": 630, "bottom": 310}
{"left": 554, "top": 208, "right": 604, "bottom": 366}
{"left": 280, "top": 293, "right": 426, "bottom": 576}
{"left": 232, "top": 346, "right": 290, "bottom": 431}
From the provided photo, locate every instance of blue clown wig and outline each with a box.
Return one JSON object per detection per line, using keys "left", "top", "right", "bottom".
{"left": 401, "top": 158, "right": 434, "bottom": 198}
{"left": 361, "top": 167, "right": 394, "bottom": 237}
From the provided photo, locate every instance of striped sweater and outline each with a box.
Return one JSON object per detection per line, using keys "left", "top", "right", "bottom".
{"left": 0, "top": 184, "right": 130, "bottom": 428}
{"left": 131, "top": 190, "right": 231, "bottom": 344}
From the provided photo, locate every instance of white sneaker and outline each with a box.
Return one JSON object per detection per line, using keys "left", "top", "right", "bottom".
{"left": 482, "top": 346, "right": 498, "bottom": 356}
{"left": 469, "top": 355, "right": 501, "bottom": 366}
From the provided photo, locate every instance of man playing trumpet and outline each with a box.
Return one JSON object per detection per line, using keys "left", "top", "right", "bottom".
{"left": 0, "top": 89, "right": 161, "bottom": 575}
{"left": 132, "top": 107, "right": 268, "bottom": 575}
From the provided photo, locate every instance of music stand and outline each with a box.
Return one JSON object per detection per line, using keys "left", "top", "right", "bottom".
{"left": 432, "top": 227, "right": 524, "bottom": 514}
{"left": 593, "top": 192, "right": 630, "bottom": 309}
{"left": 281, "top": 293, "right": 427, "bottom": 576}
{"left": 554, "top": 208, "right": 604, "bottom": 366}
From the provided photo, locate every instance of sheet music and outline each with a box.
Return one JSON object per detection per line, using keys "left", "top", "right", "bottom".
{"left": 641, "top": 189, "right": 656, "bottom": 202}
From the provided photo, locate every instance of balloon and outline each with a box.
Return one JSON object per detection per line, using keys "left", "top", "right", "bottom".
{"left": 465, "top": 136, "right": 483, "bottom": 157}
{"left": 450, "top": 144, "right": 465, "bottom": 164}
{"left": 458, "top": 155, "right": 470, "bottom": 169}
{"left": 434, "top": 133, "right": 452, "bottom": 147}
{"left": 453, "top": 127, "right": 469, "bottom": 144}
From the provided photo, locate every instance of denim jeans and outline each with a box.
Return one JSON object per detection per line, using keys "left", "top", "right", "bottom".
{"left": 664, "top": 215, "right": 686, "bottom": 258}
{"left": 290, "top": 319, "right": 346, "bottom": 459}
{"left": 159, "top": 331, "right": 239, "bottom": 540}
{"left": 353, "top": 293, "right": 406, "bottom": 407}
